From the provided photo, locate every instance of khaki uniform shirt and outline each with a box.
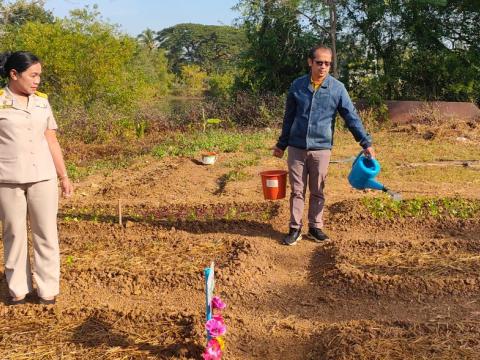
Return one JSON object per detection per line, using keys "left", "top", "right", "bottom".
{"left": 0, "top": 87, "right": 57, "bottom": 183}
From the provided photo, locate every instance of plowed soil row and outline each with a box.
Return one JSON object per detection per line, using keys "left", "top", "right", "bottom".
{"left": 1, "top": 154, "right": 480, "bottom": 359}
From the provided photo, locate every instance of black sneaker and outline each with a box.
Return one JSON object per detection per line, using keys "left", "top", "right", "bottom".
{"left": 39, "top": 297, "right": 56, "bottom": 305}
{"left": 307, "top": 227, "right": 330, "bottom": 242}
{"left": 7, "top": 297, "right": 26, "bottom": 306}
{"left": 283, "top": 228, "right": 302, "bottom": 246}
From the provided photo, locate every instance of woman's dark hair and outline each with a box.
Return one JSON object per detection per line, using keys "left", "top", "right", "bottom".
{"left": 0, "top": 51, "right": 40, "bottom": 78}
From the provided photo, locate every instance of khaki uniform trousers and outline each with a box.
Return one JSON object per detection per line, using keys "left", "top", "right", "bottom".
{"left": 0, "top": 178, "right": 59, "bottom": 298}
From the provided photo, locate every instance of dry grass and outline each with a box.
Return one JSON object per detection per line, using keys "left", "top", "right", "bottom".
{"left": 63, "top": 230, "right": 229, "bottom": 275}
{"left": 58, "top": 221, "right": 250, "bottom": 297}
{"left": 0, "top": 307, "right": 200, "bottom": 359}
{"left": 311, "top": 320, "right": 480, "bottom": 360}
{"left": 345, "top": 240, "right": 480, "bottom": 278}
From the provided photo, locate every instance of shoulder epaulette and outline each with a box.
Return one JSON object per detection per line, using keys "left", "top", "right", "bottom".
{"left": 0, "top": 89, "right": 4, "bottom": 96}
{"left": 34, "top": 91, "right": 48, "bottom": 99}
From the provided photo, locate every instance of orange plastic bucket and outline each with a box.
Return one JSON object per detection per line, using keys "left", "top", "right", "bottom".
{"left": 260, "top": 170, "right": 288, "bottom": 200}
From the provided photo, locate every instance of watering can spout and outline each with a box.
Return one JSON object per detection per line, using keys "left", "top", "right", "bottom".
{"left": 365, "top": 179, "right": 385, "bottom": 191}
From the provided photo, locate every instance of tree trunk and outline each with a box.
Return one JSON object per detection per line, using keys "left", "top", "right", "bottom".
{"left": 327, "top": 0, "right": 338, "bottom": 78}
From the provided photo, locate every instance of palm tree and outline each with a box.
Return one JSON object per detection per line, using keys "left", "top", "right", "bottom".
{"left": 137, "top": 28, "right": 158, "bottom": 51}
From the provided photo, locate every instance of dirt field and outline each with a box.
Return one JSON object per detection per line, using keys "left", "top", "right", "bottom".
{"left": 1, "top": 126, "right": 480, "bottom": 359}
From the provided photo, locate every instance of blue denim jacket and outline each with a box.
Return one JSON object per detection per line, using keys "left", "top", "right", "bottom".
{"left": 276, "top": 74, "right": 372, "bottom": 150}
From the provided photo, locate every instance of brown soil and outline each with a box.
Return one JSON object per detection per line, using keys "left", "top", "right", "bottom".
{"left": 1, "top": 154, "right": 480, "bottom": 359}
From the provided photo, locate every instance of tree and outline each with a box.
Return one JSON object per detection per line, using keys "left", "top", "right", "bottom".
{"left": 0, "top": 0, "right": 54, "bottom": 27}
{"left": 3, "top": 6, "right": 171, "bottom": 109}
{"left": 296, "top": 0, "right": 342, "bottom": 77}
{"left": 156, "top": 23, "right": 246, "bottom": 74}
{"left": 342, "top": 0, "right": 480, "bottom": 102}
{"left": 325, "top": 1, "right": 338, "bottom": 77}
{"left": 137, "top": 28, "right": 158, "bottom": 51}
{"left": 235, "top": 0, "right": 317, "bottom": 94}
{"left": 179, "top": 64, "right": 208, "bottom": 96}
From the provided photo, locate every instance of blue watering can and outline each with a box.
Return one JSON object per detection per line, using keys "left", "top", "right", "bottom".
{"left": 348, "top": 151, "right": 385, "bottom": 191}
{"left": 348, "top": 151, "right": 402, "bottom": 200}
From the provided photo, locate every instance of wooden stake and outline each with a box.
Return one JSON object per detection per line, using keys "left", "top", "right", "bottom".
{"left": 118, "top": 199, "right": 123, "bottom": 226}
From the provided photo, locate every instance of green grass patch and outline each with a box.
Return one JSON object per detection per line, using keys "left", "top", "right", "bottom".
{"left": 66, "top": 158, "right": 132, "bottom": 181}
{"left": 151, "top": 129, "right": 273, "bottom": 158}
{"left": 223, "top": 153, "right": 261, "bottom": 168}
{"left": 224, "top": 169, "right": 249, "bottom": 182}
{"left": 362, "top": 197, "right": 480, "bottom": 219}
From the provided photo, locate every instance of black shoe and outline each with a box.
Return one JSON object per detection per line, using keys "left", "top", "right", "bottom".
{"left": 307, "top": 227, "right": 330, "bottom": 242}
{"left": 39, "top": 298, "right": 56, "bottom": 305}
{"left": 7, "top": 297, "right": 26, "bottom": 306}
{"left": 283, "top": 228, "right": 302, "bottom": 246}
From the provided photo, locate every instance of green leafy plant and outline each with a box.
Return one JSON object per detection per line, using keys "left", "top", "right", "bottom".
{"left": 203, "top": 118, "right": 223, "bottom": 133}
{"left": 135, "top": 121, "right": 147, "bottom": 139}
{"left": 362, "top": 197, "right": 480, "bottom": 219}
{"left": 65, "top": 255, "right": 74, "bottom": 266}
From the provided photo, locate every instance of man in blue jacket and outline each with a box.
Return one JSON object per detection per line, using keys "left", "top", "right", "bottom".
{"left": 273, "top": 44, "right": 375, "bottom": 246}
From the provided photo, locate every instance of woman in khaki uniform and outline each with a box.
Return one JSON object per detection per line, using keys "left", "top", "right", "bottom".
{"left": 0, "top": 51, "right": 73, "bottom": 305}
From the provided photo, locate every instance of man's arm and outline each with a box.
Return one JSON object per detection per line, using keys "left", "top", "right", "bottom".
{"left": 337, "top": 85, "right": 373, "bottom": 152}
{"left": 276, "top": 85, "right": 297, "bottom": 151}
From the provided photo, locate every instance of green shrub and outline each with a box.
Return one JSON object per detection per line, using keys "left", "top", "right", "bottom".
{"left": 178, "top": 64, "right": 208, "bottom": 96}
{"left": 207, "top": 72, "right": 235, "bottom": 100}
{"left": 2, "top": 6, "right": 171, "bottom": 140}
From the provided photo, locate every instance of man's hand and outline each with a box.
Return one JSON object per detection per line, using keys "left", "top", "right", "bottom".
{"left": 363, "top": 146, "right": 376, "bottom": 159}
{"left": 272, "top": 145, "right": 284, "bottom": 158}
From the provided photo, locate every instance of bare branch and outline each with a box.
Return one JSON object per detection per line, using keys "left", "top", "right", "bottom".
{"left": 296, "top": 8, "right": 329, "bottom": 34}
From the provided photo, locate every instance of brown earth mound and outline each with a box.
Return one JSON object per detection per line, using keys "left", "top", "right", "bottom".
{"left": 310, "top": 320, "right": 480, "bottom": 359}
{"left": 0, "top": 306, "right": 202, "bottom": 359}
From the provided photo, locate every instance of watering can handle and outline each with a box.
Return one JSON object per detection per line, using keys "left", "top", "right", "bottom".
{"left": 352, "top": 151, "right": 364, "bottom": 167}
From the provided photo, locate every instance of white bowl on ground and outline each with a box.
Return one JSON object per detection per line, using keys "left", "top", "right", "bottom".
{"left": 201, "top": 152, "right": 217, "bottom": 165}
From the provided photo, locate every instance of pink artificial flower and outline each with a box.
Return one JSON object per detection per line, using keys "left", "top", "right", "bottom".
{"left": 205, "top": 318, "right": 227, "bottom": 337}
{"left": 207, "top": 338, "right": 221, "bottom": 349}
{"left": 211, "top": 296, "right": 226, "bottom": 310}
{"left": 202, "top": 339, "right": 222, "bottom": 360}
{"left": 212, "top": 314, "right": 225, "bottom": 325}
{"left": 210, "top": 337, "right": 225, "bottom": 351}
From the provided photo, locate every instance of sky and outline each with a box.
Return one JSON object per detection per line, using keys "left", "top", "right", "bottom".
{"left": 44, "top": 0, "right": 239, "bottom": 36}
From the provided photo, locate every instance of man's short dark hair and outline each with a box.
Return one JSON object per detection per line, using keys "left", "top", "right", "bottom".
{"left": 308, "top": 45, "right": 333, "bottom": 59}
